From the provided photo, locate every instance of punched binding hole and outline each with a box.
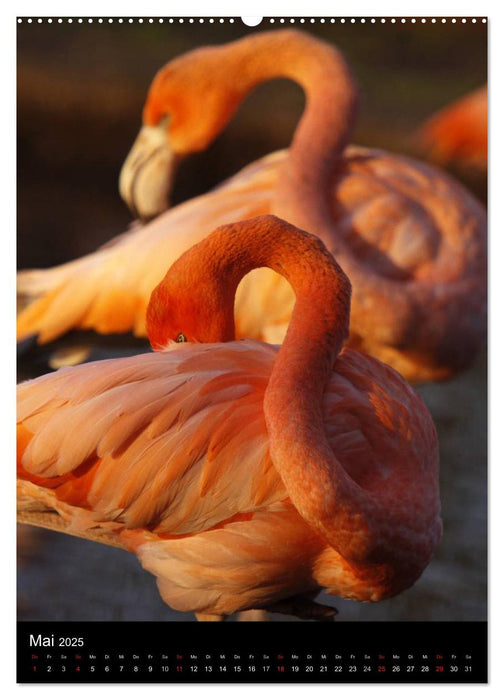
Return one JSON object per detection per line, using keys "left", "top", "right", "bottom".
{"left": 241, "top": 16, "right": 263, "bottom": 27}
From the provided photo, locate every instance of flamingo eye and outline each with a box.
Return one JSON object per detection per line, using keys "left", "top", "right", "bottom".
{"left": 176, "top": 333, "right": 188, "bottom": 343}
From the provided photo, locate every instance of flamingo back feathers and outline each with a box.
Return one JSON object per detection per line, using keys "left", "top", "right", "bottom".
{"left": 17, "top": 341, "right": 283, "bottom": 535}
{"left": 18, "top": 338, "right": 439, "bottom": 611}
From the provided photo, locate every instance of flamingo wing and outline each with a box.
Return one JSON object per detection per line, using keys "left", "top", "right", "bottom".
{"left": 17, "top": 339, "right": 320, "bottom": 614}
{"left": 17, "top": 340, "right": 286, "bottom": 536}
{"left": 17, "top": 341, "right": 438, "bottom": 613}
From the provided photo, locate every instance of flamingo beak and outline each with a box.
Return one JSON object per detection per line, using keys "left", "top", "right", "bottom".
{"left": 119, "top": 120, "right": 178, "bottom": 223}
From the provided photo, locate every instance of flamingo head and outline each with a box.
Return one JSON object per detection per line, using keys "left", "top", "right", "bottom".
{"left": 119, "top": 115, "right": 178, "bottom": 222}
{"left": 119, "top": 46, "right": 245, "bottom": 222}
{"left": 145, "top": 239, "right": 237, "bottom": 351}
{"left": 145, "top": 291, "right": 204, "bottom": 350}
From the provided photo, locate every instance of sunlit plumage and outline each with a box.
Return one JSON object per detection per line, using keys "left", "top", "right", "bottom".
{"left": 418, "top": 85, "right": 487, "bottom": 169}
{"left": 18, "top": 216, "right": 441, "bottom": 619}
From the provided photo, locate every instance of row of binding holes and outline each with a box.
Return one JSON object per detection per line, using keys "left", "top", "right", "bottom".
{"left": 17, "top": 18, "right": 235, "bottom": 24}
{"left": 270, "top": 18, "right": 485, "bottom": 24}
{"left": 17, "top": 18, "right": 487, "bottom": 24}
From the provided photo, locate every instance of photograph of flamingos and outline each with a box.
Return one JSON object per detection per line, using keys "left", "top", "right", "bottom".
{"left": 17, "top": 15, "right": 487, "bottom": 682}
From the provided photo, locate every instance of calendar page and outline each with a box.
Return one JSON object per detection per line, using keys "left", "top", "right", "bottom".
{"left": 16, "top": 14, "right": 487, "bottom": 684}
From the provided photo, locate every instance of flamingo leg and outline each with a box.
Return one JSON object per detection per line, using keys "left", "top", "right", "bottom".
{"left": 268, "top": 596, "right": 338, "bottom": 620}
{"left": 195, "top": 613, "right": 226, "bottom": 622}
{"left": 237, "top": 609, "right": 270, "bottom": 621}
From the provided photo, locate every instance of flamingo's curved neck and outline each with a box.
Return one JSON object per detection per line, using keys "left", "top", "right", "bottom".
{"left": 223, "top": 31, "right": 358, "bottom": 182}
{"left": 218, "top": 35, "right": 412, "bottom": 347}
{"left": 148, "top": 215, "right": 433, "bottom": 581}
{"left": 206, "top": 32, "right": 358, "bottom": 254}
{"left": 228, "top": 32, "right": 358, "bottom": 239}
{"left": 147, "top": 31, "right": 358, "bottom": 246}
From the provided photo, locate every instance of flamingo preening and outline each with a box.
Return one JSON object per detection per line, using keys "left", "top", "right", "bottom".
{"left": 17, "top": 30, "right": 486, "bottom": 384}
{"left": 17, "top": 215, "right": 442, "bottom": 621}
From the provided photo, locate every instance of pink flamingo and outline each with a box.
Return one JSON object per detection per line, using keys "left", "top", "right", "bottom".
{"left": 17, "top": 30, "right": 486, "bottom": 382}
{"left": 18, "top": 215, "right": 441, "bottom": 620}
{"left": 417, "top": 85, "right": 487, "bottom": 169}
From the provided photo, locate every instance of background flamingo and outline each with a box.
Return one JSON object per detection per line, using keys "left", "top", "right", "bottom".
{"left": 417, "top": 85, "right": 487, "bottom": 170}
{"left": 17, "top": 30, "right": 486, "bottom": 384}
{"left": 17, "top": 215, "right": 441, "bottom": 621}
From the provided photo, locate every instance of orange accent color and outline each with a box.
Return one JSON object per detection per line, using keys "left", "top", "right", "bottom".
{"left": 419, "top": 86, "right": 487, "bottom": 168}
{"left": 18, "top": 423, "right": 102, "bottom": 509}
{"left": 52, "top": 457, "right": 102, "bottom": 508}
{"left": 17, "top": 288, "right": 61, "bottom": 342}
{"left": 17, "top": 423, "right": 34, "bottom": 466}
{"left": 80, "top": 291, "right": 144, "bottom": 335}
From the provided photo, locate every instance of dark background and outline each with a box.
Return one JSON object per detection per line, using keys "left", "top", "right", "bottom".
{"left": 17, "top": 17, "right": 487, "bottom": 622}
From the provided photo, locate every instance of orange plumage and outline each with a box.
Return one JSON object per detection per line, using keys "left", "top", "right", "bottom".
{"left": 17, "top": 216, "right": 441, "bottom": 618}
{"left": 418, "top": 85, "right": 487, "bottom": 168}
